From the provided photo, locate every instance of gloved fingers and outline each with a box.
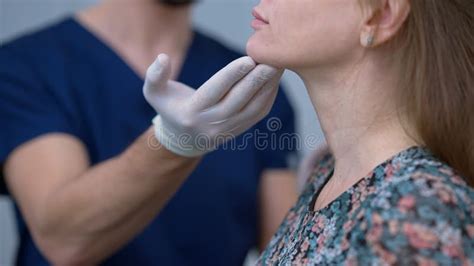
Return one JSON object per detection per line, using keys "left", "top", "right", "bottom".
{"left": 143, "top": 54, "right": 173, "bottom": 98}
{"left": 239, "top": 75, "right": 280, "bottom": 121}
{"left": 220, "top": 77, "right": 280, "bottom": 136}
{"left": 202, "top": 66, "right": 282, "bottom": 120}
{"left": 192, "top": 56, "right": 256, "bottom": 110}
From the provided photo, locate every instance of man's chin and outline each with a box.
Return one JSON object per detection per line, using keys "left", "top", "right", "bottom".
{"left": 156, "top": 0, "right": 196, "bottom": 6}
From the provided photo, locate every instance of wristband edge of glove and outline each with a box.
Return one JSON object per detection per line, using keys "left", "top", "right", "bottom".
{"left": 152, "top": 115, "right": 207, "bottom": 158}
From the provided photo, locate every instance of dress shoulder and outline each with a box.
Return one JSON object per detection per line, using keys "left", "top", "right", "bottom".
{"left": 347, "top": 155, "right": 474, "bottom": 265}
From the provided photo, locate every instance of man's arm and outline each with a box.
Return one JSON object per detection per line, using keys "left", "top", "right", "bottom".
{"left": 3, "top": 55, "right": 283, "bottom": 265}
{"left": 258, "top": 169, "right": 297, "bottom": 250}
{"left": 5, "top": 128, "right": 200, "bottom": 265}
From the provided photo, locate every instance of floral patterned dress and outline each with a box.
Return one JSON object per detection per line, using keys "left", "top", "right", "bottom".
{"left": 257, "top": 147, "right": 474, "bottom": 265}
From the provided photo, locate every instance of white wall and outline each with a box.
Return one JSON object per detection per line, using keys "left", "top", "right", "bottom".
{"left": 0, "top": 0, "right": 324, "bottom": 265}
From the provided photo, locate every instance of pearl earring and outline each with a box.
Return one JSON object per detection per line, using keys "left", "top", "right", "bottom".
{"left": 366, "top": 35, "right": 375, "bottom": 47}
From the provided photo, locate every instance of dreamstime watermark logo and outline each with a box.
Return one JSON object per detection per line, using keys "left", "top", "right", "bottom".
{"left": 147, "top": 117, "right": 324, "bottom": 153}
{"left": 267, "top": 117, "right": 283, "bottom": 132}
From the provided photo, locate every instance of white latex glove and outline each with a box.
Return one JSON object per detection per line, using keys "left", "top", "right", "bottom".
{"left": 143, "top": 54, "right": 283, "bottom": 157}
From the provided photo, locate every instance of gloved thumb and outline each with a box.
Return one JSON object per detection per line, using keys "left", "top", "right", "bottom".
{"left": 144, "top": 54, "right": 172, "bottom": 95}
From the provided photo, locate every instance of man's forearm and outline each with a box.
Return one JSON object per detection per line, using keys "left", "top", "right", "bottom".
{"left": 37, "top": 128, "right": 200, "bottom": 265}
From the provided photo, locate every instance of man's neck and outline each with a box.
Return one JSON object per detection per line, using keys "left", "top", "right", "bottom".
{"left": 76, "top": 1, "right": 193, "bottom": 78}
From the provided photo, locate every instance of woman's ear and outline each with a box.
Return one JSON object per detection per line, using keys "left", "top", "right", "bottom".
{"left": 360, "top": 0, "right": 411, "bottom": 47}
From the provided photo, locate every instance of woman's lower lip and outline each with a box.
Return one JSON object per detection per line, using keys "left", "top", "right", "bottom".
{"left": 251, "top": 19, "right": 269, "bottom": 29}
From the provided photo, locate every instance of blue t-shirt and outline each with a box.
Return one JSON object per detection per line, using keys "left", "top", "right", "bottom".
{"left": 0, "top": 18, "right": 296, "bottom": 265}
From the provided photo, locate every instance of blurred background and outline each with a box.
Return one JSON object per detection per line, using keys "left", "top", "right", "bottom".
{"left": 0, "top": 0, "right": 324, "bottom": 265}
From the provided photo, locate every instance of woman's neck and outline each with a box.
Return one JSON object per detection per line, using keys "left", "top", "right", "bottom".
{"left": 299, "top": 56, "right": 417, "bottom": 184}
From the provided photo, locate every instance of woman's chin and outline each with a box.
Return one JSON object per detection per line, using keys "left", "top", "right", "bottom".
{"left": 246, "top": 38, "right": 291, "bottom": 68}
{"left": 247, "top": 49, "right": 282, "bottom": 69}
{"left": 246, "top": 39, "right": 274, "bottom": 65}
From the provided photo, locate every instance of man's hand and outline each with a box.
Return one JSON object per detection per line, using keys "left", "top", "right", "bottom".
{"left": 144, "top": 54, "right": 283, "bottom": 157}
